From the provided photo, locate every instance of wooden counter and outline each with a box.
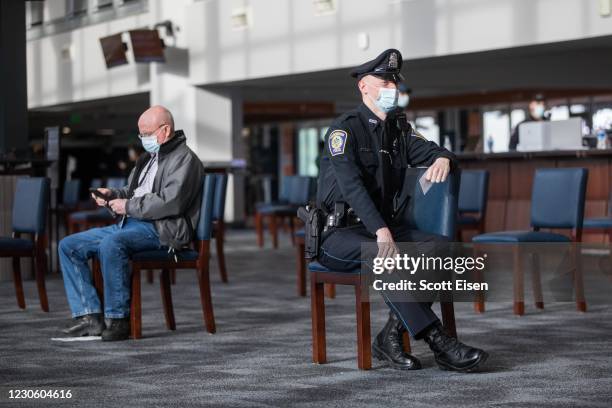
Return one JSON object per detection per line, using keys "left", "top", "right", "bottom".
{"left": 457, "top": 149, "right": 612, "bottom": 243}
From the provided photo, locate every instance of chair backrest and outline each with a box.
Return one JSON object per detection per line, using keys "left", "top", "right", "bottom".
{"left": 106, "top": 177, "right": 126, "bottom": 190}
{"left": 12, "top": 177, "right": 50, "bottom": 234}
{"left": 402, "top": 168, "right": 460, "bottom": 239}
{"left": 531, "top": 168, "right": 588, "bottom": 229}
{"left": 62, "top": 179, "right": 81, "bottom": 205}
{"left": 289, "top": 176, "right": 312, "bottom": 205}
{"left": 196, "top": 175, "right": 217, "bottom": 241}
{"left": 279, "top": 176, "right": 293, "bottom": 202}
{"left": 458, "top": 170, "right": 489, "bottom": 214}
{"left": 608, "top": 190, "right": 612, "bottom": 217}
{"left": 213, "top": 174, "right": 229, "bottom": 222}
{"left": 90, "top": 178, "right": 103, "bottom": 189}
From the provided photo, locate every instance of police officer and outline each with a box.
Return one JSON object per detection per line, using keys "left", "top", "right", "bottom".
{"left": 316, "top": 49, "right": 488, "bottom": 372}
{"left": 509, "top": 93, "right": 549, "bottom": 151}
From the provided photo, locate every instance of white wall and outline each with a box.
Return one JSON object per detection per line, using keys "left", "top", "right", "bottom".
{"left": 187, "top": 0, "right": 612, "bottom": 85}
{"left": 27, "top": 11, "right": 152, "bottom": 108}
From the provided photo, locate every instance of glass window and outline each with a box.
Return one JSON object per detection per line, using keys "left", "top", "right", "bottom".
{"left": 415, "top": 116, "right": 440, "bottom": 144}
{"left": 27, "top": 2, "right": 44, "bottom": 27}
{"left": 66, "top": 0, "right": 88, "bottom": 16}
{"left": 298, "top": 127, "right": 320, "bottom": 177}
{"left": 483, "top": 110, "right": 510, "bottom": 153}
{"left": 511, "top": 109, "right": 526, "bottom": 129}
{"left": 593, "top": 108, "right": 612, "bottom": 131}
{"left": 96, "top": 0, "right": 114, "bottom": 10}
{"left": 549, "top": 105, "right": 570, "bottom": 121}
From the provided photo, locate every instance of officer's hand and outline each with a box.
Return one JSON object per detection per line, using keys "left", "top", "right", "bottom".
{"left": 425, "top": 157, "right": 450, "bottom": 183}
{"left": 376, "top": 227, "right": 398, "bottom": 273}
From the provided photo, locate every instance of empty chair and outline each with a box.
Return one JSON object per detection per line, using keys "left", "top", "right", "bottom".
{"left": 212, "top": 174, "right": 229, "bottom": 283}
{"left": 456, "top": 170, "right": 489, "bottom": 241}
{"left": 308, "top": 168, "right": 458, "bottom": 370}
{"left": 0, "top": 178, "right": 50, "bottom": 311}
{"left": 472, "top": 168, "right": 588, "bottom": 315}
{"left": 67, "top": 177, "right": 127, "bottom": 233}
{"left": 583, "top": 190, "right": 612, "bottom": 241}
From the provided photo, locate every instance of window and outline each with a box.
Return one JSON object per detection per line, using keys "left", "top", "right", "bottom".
{"left": 483, "top": 110, "right": 510, "bottom": 153}
{"left": 511, "top": 109, "right": 526, "bottom": 129}
{"left": 298, "top": 127, "right": 321, "bottom": 177}
{"left": 27, "top": 1, "right": 44, "bottom": 27}
{"left": 415, "top": 116, "right": 440, "bottom": 144}
{"left": 593, "top": 107, "right": 612, "bottom": 131}
{"left": 549, "top": 105, "right": 570, "bottom": 121}
{"left": 96, "top": 0, "right": 114, "bottom": 10}
{"left": 66, "top": 0, "right": 88, "bottom": 17}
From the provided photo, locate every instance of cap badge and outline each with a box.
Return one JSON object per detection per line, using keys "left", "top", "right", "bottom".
{"left": 389, "top": 52, "right": 398, "bottom": 69}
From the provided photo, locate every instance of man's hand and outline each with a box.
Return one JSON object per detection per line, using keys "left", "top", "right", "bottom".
{"left": 91, "top": 188, "right": 112, "bottom": 207}
{"left": 376, "top": 227, "right": 398, "bottom": 272}
{"left": 424, "top": 157, "right": 451, "bottom": 183}
{"left": 109, "top": 199, "right": 127, "bottom": 215}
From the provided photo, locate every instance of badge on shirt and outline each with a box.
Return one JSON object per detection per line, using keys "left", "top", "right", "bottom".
{"left": 329, "top": 130, "right": 348, "bottom": 156}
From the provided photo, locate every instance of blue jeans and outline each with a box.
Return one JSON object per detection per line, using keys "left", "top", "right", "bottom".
{"left": 59, "top": 218, "right": 160, "bottom": 318}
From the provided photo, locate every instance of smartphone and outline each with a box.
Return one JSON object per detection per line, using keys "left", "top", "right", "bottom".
{"left": 89, "top": 188, "right": 109, "bottom": 200}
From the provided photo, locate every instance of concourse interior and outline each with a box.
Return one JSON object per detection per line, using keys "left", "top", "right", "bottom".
{"left": 1, "top": 231, "right": 611, "bottom": 407}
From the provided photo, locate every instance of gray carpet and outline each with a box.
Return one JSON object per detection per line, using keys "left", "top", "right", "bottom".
{"left": 1, "top": 230, "right": 611, "bottom": 407}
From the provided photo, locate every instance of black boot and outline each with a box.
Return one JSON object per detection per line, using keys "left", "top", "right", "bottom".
{"left": 62, "top": 314, "right": 104, "bottom": 337}
{"left": 372, "top": 311, "right": 421, "bottom": 370}
{"left": 423, "top": 322, "right": 488, "bottom": 372}
{"left": 101, "top": 318, "right": 130, "bottom": 341}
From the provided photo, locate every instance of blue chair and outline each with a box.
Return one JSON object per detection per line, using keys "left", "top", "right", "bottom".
{"left": 68, "top": 177, "right": 127, "bottom": 233}
{"left": 456, "top": 170, "right": 489, "bottom": 240}
{"left": 256, "top": 176, "right": 314, "bottom": 249}
{"left": 212, "top": 174, "right": 230, "bottom": 283}
{"left": 583, "top": 190, "right": 612, "bottom": 241}
{"left": 309, "top": 168, "right": 459, "bottom": 370}
{"left": 128, "top": 175, "right": 217, "bottom": 339}
{"left": 472, "top": 168, "right": 588, "bottom": 315}
{"left": 0, "top": 178, "right": 50, "bottom": 311}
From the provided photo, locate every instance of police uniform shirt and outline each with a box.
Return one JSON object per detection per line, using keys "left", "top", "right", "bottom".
{"left": 316, "top": 103, "right": 456, "bottom": 235}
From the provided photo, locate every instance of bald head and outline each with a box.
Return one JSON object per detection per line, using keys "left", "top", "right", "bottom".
{"left": 138, "top": 105, "right": 175, "bottom": 145}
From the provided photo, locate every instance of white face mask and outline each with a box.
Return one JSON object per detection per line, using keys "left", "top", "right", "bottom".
{"left": 397, "top": 94, "right": 410, "bottom": 108}
{"left": 531, "top": 105, "right": 545, "bottom": 119}
{"left": 366, "top": 85, "right": 398, "bottom": 113}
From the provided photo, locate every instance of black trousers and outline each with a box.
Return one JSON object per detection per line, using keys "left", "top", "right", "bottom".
{"left": 319, "top": 223, "right": 448, "bottom": 338}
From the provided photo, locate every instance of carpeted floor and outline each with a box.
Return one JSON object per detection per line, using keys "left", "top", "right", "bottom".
{"left": 1, "top": 230, "right": 611, "bottom": 407}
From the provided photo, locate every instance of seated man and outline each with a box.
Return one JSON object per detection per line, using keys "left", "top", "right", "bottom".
{"left": 59, "top": 105, "right": 205, "bottom": 341}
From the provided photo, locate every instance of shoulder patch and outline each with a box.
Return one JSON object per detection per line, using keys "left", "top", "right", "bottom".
{"left": 329, "top": 130, "right": 348, "bottom": 156}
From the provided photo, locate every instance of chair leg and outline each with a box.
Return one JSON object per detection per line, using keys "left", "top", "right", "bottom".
{"left": 171, "top": 269, "right": 176, "bottom": 285}
{"left": 270, "top": 215, "right": 279, "bottom": 249}
{"left": 35, "top": 249, "right": 49, "bottom": 312}
{"left": 441, "top": 301, "right": 457, "bottom": 338}
{"left": 146, "top": 269, "right": 154, "bottom": 284}
{"left": 531, "top": 253, "right": 544, "bottom": 309}
{"left": 160, "top": 269, "right": 176, "bottom": 330}
{"left": 355, "top": 284, "right": 371, "bottom": 370}
{"left": 311, "top": 273, "right": 326, "bottom": 364}
{"left": 92, "top": 260, "right": 104, "bottom": 304}
{"left": 402, "top": 331, "right": 411, "bottom": 354}
{"left": 216, "top": 222, "right": 228, "bottom": 283}
{"left": 255, "top": 212, "right": 264, "bottom": 248}
{"left": 130, "top": 265, "right": 142, "bottom": 339}
{"left": 289, "top": 217, "right": 296, "bottom": 246}
{"left": 513, "top": 245, "right": 525, "bottom": 316}
{"left": 473, "top": 245, "right": 485, "bottom": 313}
{"left": 324, "top": 283, "right": 336, "bottom": 299}
{"left": 570, "top": 244, "right": 587, "bottom": 312}
{"left": 12, "top": 257, "right": 25, "bottom": 309}
{"left": 197, "top": 242, "right": 216, "bottom": 333}
{"left": 296, "top": 242, "right": 306, "bottom": 297}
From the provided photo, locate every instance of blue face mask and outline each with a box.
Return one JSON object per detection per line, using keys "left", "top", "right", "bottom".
{"left": 371, "top": 87, "right": 398, "bottom": 113}
{"left": 140, "top": 135, "right": 160, "bottom": 154}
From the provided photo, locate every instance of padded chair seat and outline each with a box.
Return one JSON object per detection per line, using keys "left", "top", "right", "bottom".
{"left": 70, "top": 208, "right": 114, "bottom": 222}
{"left": 583, "top": 217, "right": 612, "bottom": 229}
{"left": 308, "top": 261, "right": 361, "bottom": 274}
{"left": 295, "top": 229, "right": 305, "bottom": 239}
{"left": 258, "top": 204, "right": 299, "bottom": 215}
{"left": 0, "top": 237, "right": 34, "bottom": 251}
{"left": 473, "top": 230, "right": 571, "bottom": 243}
{"left": 131, "top": 249, "right": 199, "bottom": 262}
{"left": 457, "top": 215, "right": 480, "bottom": 225}
{"left": 255, "top": 201, "right": 289, "bottom": 211}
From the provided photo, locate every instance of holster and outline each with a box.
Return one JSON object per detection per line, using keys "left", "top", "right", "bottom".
{"left": 297, "top": 205, "right": 325, "bottom": 260}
